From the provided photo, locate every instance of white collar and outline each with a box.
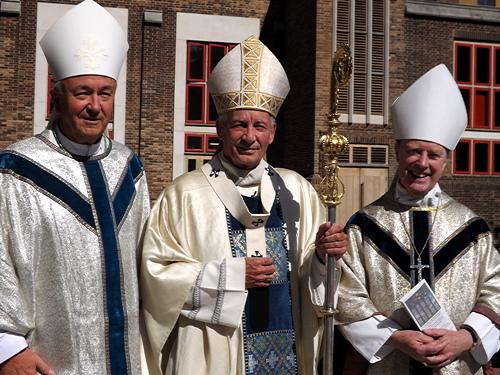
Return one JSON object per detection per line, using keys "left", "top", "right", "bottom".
{"left": 219, "top": 153, "right": 268, "bottom": 187}
{"left": 394, "top": 180, "right": 442, "bottom": 207}
{"left": 54, "top": 122, "right": 106, "bottom": 157}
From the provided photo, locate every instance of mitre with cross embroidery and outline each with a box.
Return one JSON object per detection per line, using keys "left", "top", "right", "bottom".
{"left": 40, "top": 0, "right": 128, "bottom": 82}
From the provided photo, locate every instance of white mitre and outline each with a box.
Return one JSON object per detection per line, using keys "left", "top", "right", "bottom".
{"left": 40, "top": 0, "right": 128, "bottom": 82}
{"left": 207, "top": 35, "right": 290, "bottom": 118}
{"left": 391, "top": 64, "right": 468, "bottom": 150}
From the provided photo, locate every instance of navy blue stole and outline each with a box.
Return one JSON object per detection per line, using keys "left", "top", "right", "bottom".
{"left": 347, "top": 208, "right": 490, "bottom": 374}
{"left": 347, "top": 209, "right": 489, "bottom": 288}
{"left": 0, "top": 151, "right": 144, "bottom": 374}
{"left": 227, "top": 195, "right": 298, "bottom": 374}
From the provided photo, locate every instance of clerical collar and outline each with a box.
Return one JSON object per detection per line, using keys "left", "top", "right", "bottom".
{"left": 394, "top": 180, "right": 442, "bottom": 207}
{"left": 218, "top": 153, "right": 267, "bottom": 187}
{"left": 54, "top": 122, "right": 106, "bottom": 157}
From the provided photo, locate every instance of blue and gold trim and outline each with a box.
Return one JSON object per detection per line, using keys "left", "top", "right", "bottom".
{"left": 0, "top": 148, "right": 145, "bottom": 375}
{"left": 227, "top": 194, "right": 298, "bottom": 374}
{"left": 347, "top": 209, "right": 491, "bottom": 288}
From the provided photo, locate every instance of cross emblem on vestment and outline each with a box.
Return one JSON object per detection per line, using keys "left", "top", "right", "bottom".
{"left": 75, "top": 39, "right": 107, "bottom": 69}
{"left": 410, "top": 257, "right": 429, "bottom": 282}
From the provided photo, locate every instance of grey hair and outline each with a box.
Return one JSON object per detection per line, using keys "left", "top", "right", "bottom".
{"left": 52, "top": 80, "right": 64, "bottom": 95}
{"left": 218, "top": 111, "right": 276, "bottom": 124}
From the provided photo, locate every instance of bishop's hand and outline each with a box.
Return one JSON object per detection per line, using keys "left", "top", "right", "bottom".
{"left": 0, "top": 348, "right": 54, "bottom": 375}
{"left": 315, "top": 222, "right": 347, "bottom": 263}
{"left": 245, "top": 257, "right": 275, "bottom": 289}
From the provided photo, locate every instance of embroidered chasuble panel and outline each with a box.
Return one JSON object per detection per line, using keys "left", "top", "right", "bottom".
{"left": 0, "top": 150, "right": 145, "bottom": 375}
{"left": 228, "top": 195, "right": 298, "bottom": 375}
{"left": 348, "top": 208, "right": 490, "bottom": 289}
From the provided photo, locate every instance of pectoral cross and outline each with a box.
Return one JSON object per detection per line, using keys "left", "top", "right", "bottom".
{"left": 410, "top": 257, "right": 429, "bottom": 282}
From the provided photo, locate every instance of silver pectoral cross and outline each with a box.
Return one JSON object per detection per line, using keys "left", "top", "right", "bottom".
{"left": 410, "top": 257, "right": 429, "bottom": 282}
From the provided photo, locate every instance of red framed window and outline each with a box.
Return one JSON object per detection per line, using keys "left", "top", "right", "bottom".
{"left": 455, "top": 42, "right": 500, "bottom": 130}
{"left": 473, "top": 140, "right": 490, "bottom": 174}
{"left": 454, "top": 139, "right": 500, "bottom": 176}
{"left": 185, "top": 134, "right": 204, "bottom": 152}
{"left": 454, "top": 140, "right": 471, "bottom": 174}
{"left": 206, "top": 134, "right": 220, "bottom": 153}
{"left": 185, "top": 41, "right": 236, "bottom": 125}
{"left": 493, "top": 141, "right": 500, "bottom": 175}
{"left": 495, "top": 89, "right": 500, "bottom": 128}
{"left": 185, "top": 133, "right": 219, "bottom": 154}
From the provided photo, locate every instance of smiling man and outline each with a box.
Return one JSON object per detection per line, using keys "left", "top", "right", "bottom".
{"left": 334, "top": 64, "right": 500, "bottom": 375}
{"left": 0, "top": 1, "right": 150, "bottom": 374}
{"left": 140, "top": 36, "right": 348, "bottom": 375}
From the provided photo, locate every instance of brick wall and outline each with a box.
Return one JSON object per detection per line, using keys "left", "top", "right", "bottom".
{"left": 1, "top": 0, "right": 273, "bottom": 202}
{"left": 2, "top": 0, "right": 500, "bottom": 231}
{"left": 390, "top": 0, "right": 500, "bottom": 230}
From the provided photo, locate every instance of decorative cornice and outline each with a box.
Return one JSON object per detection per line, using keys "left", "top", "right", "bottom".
{"left": 406, "top": 0, "right": 500, "bottom": 24}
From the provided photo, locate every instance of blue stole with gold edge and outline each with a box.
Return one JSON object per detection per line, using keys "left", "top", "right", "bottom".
{"left": 228, "top": 195, "right": 298, "bottom": 374}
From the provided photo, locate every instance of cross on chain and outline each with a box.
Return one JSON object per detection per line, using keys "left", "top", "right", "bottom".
{"left": 410, "top": 257, "right": 429, "bottom": 282}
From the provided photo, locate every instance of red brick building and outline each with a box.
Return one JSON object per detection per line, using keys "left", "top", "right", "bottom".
{"left": 1, "top": 0, "right": 499, "bottom": 236}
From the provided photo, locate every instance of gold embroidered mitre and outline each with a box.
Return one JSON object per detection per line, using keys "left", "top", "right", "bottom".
{"left": 207, "top": 36, "right": 290, "bottom": 117}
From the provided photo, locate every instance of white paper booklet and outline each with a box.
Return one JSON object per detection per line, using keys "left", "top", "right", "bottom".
{"left": 400, "top": 279, "right": 456, "bottom": 331}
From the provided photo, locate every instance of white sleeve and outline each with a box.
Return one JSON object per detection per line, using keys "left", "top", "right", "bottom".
{"left": 338, "top": 316, "right": 401, "bottom": 363}
{"left": 0, "top": 331, "right": 28, "bottom": 363}
{"left": 463, "top": 312, "right": 500, "bottom": 365}
{"left": 180, "top": 257, "right": 248, "bottom": 328}
{"left": 309, "top": 252, "right": 326, "bottom": 306}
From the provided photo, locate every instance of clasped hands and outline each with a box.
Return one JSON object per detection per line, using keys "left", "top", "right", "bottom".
{"left": 387, "top": 328, "right": 474, "bottom": 368}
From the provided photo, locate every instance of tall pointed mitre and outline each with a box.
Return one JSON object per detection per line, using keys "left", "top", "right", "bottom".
{"left": 391, "top": 64, "right": 468, "bottom": 150}
{"left": 207, "top": 36, "right": 290, "bottom": 117}
{"left": 40, "top": 0, "right": 129, "bottom": 82}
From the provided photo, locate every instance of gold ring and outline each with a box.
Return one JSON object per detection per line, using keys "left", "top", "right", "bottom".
{"left": 265, "top": 275, "right": 272, "bottom": 283}
{"left": 422, "top": 362, "right": 428, "bottom": 367}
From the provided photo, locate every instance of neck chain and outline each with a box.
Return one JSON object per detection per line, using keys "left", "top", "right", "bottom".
{"left": 399, "top": 196, "right": 441, "bottom": 282}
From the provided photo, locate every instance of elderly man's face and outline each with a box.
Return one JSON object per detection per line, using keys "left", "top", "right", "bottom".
{"left": 216, "top": 109, "right": 276, "bottom": 170}
{"left": 395, "top": 139, "right": 449, "bottom": 198}
{"left": 51, "top": 75, "right": 116, "bottom": 144}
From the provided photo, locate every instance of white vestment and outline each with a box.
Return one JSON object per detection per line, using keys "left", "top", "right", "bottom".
{"left": 141, "top": 158, "right": 330, "bottom": 375}
{"left": 336, "top": 184, "right": 500, "bottom": 375}
{"left": 0, "top": 128, "right": 150, "bottom": 374}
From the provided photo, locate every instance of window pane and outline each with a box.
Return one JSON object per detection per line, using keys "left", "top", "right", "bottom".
{"left": 474, "top": 142, "right": 489, "bottom": 173}
{"left": 476, "top": 47, "right": 490, "bottom": 84}
{"left": 187, "top": 85, "right": 204, "bottom": 122}
{"left": 186, "top": 135, "right": 203, "bottom": 150}
{"left": 478, "top": 0, "right": 494, "bottom": 5}
{"left": 457, "top": 45, "right": 471, "bottom": 82}
{"left": 496, "top": 48, "right": 500, "bottom": 85}
{"left": 460, "top": 88, "right": 470, "bottom": 125}
{"left": 187, "top": 158, "right": 197, "bottom": 172}
{"left": 455, "top": 141, "right": 470, "bottom": 172}
{"left": 210, "top": 45, "right": 225, "bottom": 73}
{"left": 208, "top": 97, "right": 218, "bottom": 122}
{"left": 494, "top": 143, "right": 500, "bottom": 173}
{"left": 206, "top": 135, "right": 220, "bottom": 152}
{"left": 474, "top": 90, "right": 489, "bottom": 128}
{"left": 495, "top": 91, "right": 500, "bottom": 128}
{"left": 188, "top": 44, "right": 205, "bottom": 81}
